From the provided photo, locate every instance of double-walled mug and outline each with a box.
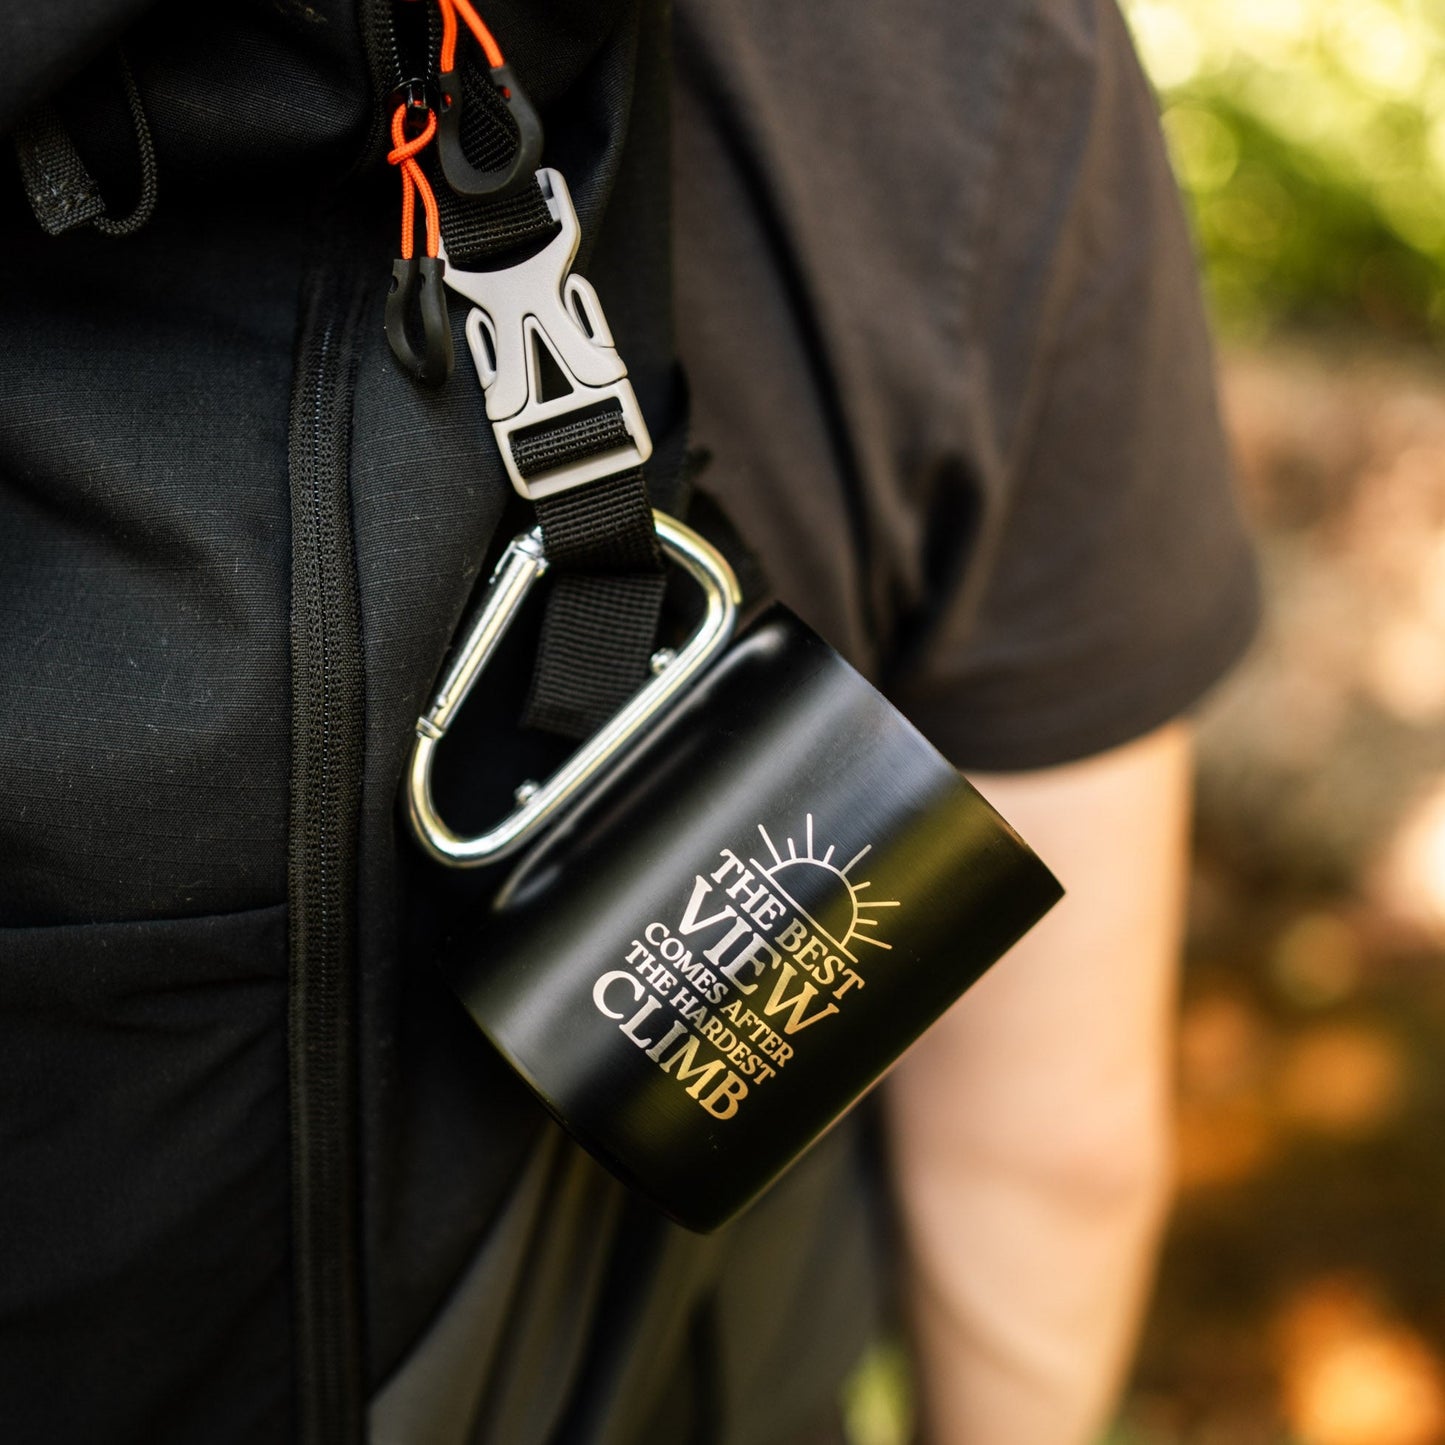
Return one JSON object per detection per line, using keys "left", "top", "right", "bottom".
{"left": 409, "top": 519, "right": 1063, "bottom": 1231}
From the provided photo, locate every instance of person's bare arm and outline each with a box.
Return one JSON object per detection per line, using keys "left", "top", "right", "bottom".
{"left": 883, "top": 722, "right": 1193, "bottom": 1445}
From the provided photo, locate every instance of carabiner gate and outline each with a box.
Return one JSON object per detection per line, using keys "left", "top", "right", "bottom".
{"left": 407, "top": 512, "right": 742, "bottom": 867}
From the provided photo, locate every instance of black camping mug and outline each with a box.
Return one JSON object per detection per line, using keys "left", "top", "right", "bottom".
{"left": 408, "top": 515, "right": 1063, "bottom": 1232}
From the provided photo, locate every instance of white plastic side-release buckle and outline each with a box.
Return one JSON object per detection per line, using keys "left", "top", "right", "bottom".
{"left": 439, "top": 168, "right": 653, "bottom": 501}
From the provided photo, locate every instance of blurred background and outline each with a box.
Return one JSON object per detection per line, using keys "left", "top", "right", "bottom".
{"left": 1124, "top": 2, "right": 1445, "bottom": 1441}
{"left": 848, "top": 2, "right": 1445, "bottom": 1442}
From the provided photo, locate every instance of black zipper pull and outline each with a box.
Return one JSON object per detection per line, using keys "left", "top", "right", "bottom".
{"left": 434, "top": 0, "right": 543, "bottom": 197}
{"left": 379, "top": 0, "right": 542, "bottom": 385}
{"left": 384, "top": 78, "right": 454, "bottom": 387}
{"left": 386, "top": 253, "right": 453, "bottom": 387}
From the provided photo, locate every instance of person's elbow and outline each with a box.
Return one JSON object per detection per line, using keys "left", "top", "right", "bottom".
{"left": 1005, "top": 1081, "right": 1176, "bottom": 1228}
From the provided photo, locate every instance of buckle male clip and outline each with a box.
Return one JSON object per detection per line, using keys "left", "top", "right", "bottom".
{"left": 441, "top": 167, "right": 653, "bottom": 501}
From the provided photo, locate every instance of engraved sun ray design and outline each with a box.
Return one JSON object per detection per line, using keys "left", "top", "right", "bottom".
{"left": 750, "top": 813, "right": 899, "bottom": 958}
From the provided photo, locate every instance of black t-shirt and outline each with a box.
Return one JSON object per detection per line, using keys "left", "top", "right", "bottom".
{"left": 0, "top": 2, "right": 1256, "bottom": 1443}
{"left": 379, "top": 6, "right": 1260, "bottom": 1436}
{"left": 674, "top": 0, "right": 1258, "bottom": 773}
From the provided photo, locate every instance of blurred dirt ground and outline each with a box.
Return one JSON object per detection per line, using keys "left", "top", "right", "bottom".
{"left": 1117, "top": 342, "right": 1445, "bottom": 1445}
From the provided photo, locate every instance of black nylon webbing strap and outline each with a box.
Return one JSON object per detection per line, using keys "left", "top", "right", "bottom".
{"left": 512, "top": 408, "right": 666, "bottom": 737}
{"left": 423, "top": 58, "right": 555, "bottom": 265}
{"left": 431, "top": 170, "right": 555, "bottom": 264}
{"left": 434, "top": 47, "right": 665, "bottom": 739}
{"left": 529, "top": 468, "right": 663, "bottom": 572}
{"left": 524, "top": 566, "right": 666, "bottom": 738}
{"left": 527, "top": 467, "right": 665, "bottom": 738}
{"left": 511, "top": 403, "right": 634, "bottom": 484}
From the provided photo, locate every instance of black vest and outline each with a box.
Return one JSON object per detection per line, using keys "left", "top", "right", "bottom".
{"left": 0, "top": 3, "right": 879, "bottom": 1440}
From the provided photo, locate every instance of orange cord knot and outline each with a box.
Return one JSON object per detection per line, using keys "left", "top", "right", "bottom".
{"left": 389, "top": 103, "right": 441, "bottom": 260}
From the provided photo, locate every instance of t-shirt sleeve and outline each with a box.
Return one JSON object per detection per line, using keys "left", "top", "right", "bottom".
{"left": 886, "top": 0, "right": 1261, "bottom": 772}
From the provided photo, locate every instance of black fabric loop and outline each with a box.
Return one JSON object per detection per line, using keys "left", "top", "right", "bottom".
{"left": 12, "top": 50, "right": 157, "bottom": 240}
{"left": 12, "top": 103, "right": 107, "bottom": 235}
{"left": 524, "top": 463, "right": 665, "bottom": 739}
{"left": 458, "top": 55, "right": 521, "bottom": 170}
{"left": 522, "top": 570, "right": 668, "bottom": 738}
{"left": 533, "top": 466, "right": 663, "bottom": 573}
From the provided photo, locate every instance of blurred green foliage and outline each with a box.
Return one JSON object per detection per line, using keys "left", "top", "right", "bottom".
{"left": 841, "top": 1340, "right": 913, "bottom": 1445}
{"left": 1123, "top": 0, "right": 1445, "bottom": 339}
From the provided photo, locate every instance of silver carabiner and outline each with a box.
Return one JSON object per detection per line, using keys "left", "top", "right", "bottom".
{"left": 407, "top": 512, "right": 742, "bottom": 867}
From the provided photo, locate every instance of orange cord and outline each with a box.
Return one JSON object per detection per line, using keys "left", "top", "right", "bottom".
{"left": 389, "top": 103, "right": 440, "bottom": 259}
{"left": 438, "top": 0, "right": 505, "bottom": 72}
{"left": 390, "top": 0, "right": 510, "bottom": 258}
{"left": 438, "top": 0, "right": 459, "bottom": 73}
